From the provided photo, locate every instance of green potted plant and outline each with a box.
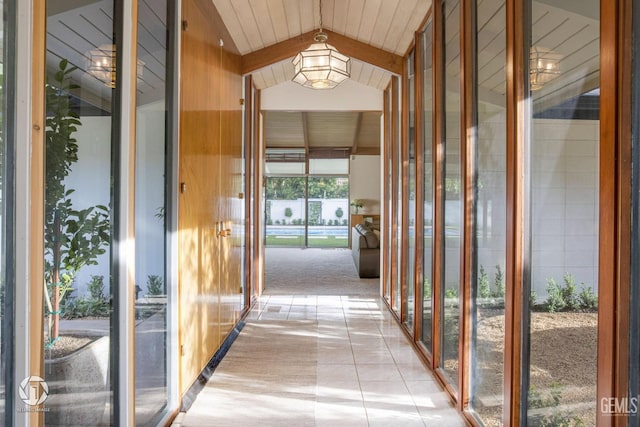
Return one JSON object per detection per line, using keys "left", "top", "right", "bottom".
{"left": 44, "top": 59, "right": 110, "bottom": 346}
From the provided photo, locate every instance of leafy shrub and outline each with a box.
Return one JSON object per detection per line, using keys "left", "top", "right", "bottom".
{"left": 266, "top": 218, "right": 273, "bottom": 225}
{"left": 424, "top": 279, "right": 432, "bottom": 299}
{"left": 445, "top": 287, "right": 458, "bottom": 299}
{"left": 578, "top": 285, "right": 598, "bottom": 310}
{"left": 147, "top": 275, "right": 164, "bottom": 296}
{"left": 87, "top": 275, "right": 106, "bottom": 300}
{"left": 545, "top": 278, "right": 566, "bottom": 312}
{"left": 335, "top": 207, "right": 344, "bottom": 218}
{"left": 61, "top": 275, "right": 109, "bottom": 319}
{"left": 492, "top": 264, "right": 505, "bottom": 298}
{"left": 284, "top": 207, "right": 293, "bottom": 218}
{"left": 342, "top": 219, "right": 348, "bottom": 226}
{"left": 478, "top": 265, "right": 490, "bottom": 298}
{"left": 562, "top": 273, "right": 580, "bottom": 310}
{"left": 529, "top": 382, "right": 585, "bottom": 426}
{"left": 530, "top": 290, "right": 537, "bottom": 308}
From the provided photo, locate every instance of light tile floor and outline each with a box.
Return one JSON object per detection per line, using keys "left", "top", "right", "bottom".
{"left": 172, "top": 295, "right": 467, "bottom": 427}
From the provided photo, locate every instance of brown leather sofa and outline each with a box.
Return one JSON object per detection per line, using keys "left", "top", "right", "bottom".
{"left": 351, "top": 224, "right": 380, "bottom": 278}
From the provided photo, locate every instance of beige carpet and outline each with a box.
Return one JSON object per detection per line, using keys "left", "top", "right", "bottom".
{"left": 264, "top": 248, "right": 379, "bottom": 296}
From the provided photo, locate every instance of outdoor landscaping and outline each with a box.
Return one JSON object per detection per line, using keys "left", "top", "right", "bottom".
{"left": 471, "top": 271, "right": 598, "bottom": 427}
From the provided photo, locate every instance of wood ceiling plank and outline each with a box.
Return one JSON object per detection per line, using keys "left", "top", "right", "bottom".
{"left": 282, "top": 0, "right": 302, "bottom": 37}
{"left": 270, "top": 0, "right": 291, "bottom": 42}
{"left": 231, "top": 0, "right": 264, "bottom": 51}
{"left": 252, "top": 71, "right": 267, "bottom": 90}
{"left": 250, "top": 0, "right": 277, "bottom": 48}
{"left": 271, "top": 60, "right": 287, "bottom": 86}
{"left": 331, "top": 0, "right": 349, "bottom": 35}
{"left": 369, "top": 67, "right": 387, "bottom": 89}
{"left": 213, "top": 0, "right": 252, "bottom": 54}
{"left": 350, "top": 59, "right": 364, "bottom": 83}
{"left": 369, "top": 0, "right": 397, "bottom": 49}
{"left": 299, "top": 0, "right": 316, "bottom": 33}
{"left": 383, "top": 0, "right": 420, "bottom": 53}
{"left": 345, "top": 0, "right": 365, "bottom": 40}
{"left": 241, "top": 29, "right": 403, "bottom": 74}
{"left": 357, "top": 0, "right": 382, "bottom": 44}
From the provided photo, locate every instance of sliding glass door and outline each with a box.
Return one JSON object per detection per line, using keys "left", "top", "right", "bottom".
{"left": 265, "top": 176, "right": 306, "bottom": 247}
{"left": 265, "top": 176, "right": 348, "bottom": 248}
{"left": 307, "top": 176, "right": 348, "bottom": 248}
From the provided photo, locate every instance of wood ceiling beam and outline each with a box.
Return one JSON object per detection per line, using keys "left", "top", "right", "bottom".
{"left": 301, "top": 112, "right": 310, "bottom": 157}
{"left": 351, "top": 112, "right": 363, "bottom": 155}
{"left": 241, "top": 30, "right": 403, "bottom": 75}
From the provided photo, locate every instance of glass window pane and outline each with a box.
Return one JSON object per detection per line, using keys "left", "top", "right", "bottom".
{"left": 135, "top": 0, "right": 169, "bottom": 423}
{"left": 265, "top": 162, "right": 305, "bottom": 175}
{"left": 265, "top": 177, "right": 306, "bottom": 247}
{"left": 309, "top": 158, "right": 349, "bottom": 174}
{"left": 526, "top": 1, "right": 599, "bottom": 425}
{"left": 394, "top": 86, "right": 403, "bottom": 314}
{"left": 44, "top": 0, "right": 114, "bottom": 422}
{"left": 470, "top": 0, "right": 507, "bottom": 424}
{"left": 440, "top": 0, "right": 462, "bottom": 388}
{"left": 405, "top": 51, "right": 416, "bottom": 332}
{"left": 421, "top": 19, "right": 434, "bottom": 352}
{"left": 0, "top": 0, "right": 8, "bottom": 422}
{"left": 307, "top": 176, "right": 348, "bottom": 248}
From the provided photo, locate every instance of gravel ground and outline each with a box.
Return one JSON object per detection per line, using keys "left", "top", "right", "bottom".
{"left": 44, "top": 335, "right": 100, "bottom": 359}
{"left": 442, "top": 310, "right": 597, "bottom": 426}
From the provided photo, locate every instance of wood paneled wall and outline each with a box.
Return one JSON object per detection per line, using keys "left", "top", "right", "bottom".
{"left": 179, "top": 0, "right": 244, "bottom": 395}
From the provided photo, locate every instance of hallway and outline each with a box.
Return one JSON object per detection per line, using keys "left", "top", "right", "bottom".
{"left": 172, "top": 249, "right": 466, "bottom": 426}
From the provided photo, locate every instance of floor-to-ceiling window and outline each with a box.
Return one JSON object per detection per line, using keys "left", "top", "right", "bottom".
{"left": 420, "top": 17, "right": 434, "bottom": 354}
{"left": 405, "top": 50, "right": 417, "bottom": 332}
{"left": 525, "top": 1, "right": 600, "bottom": 425}
{"left": 440, "top": 0, "right": 462, "bottom": 388}
{"left": 470, "top": 0, "right": 507, "bottom": 424}
{"left": 632, "top": 1, "right": 640, "bottom": 424}
{"left": 135, "top": 0, "right": 170, "bottom": 423}
{"left": 43, "top": 0, "right": 115, "bottom": 423}
{"left": 0, "top": 0, "right": 11, "bottom": 421}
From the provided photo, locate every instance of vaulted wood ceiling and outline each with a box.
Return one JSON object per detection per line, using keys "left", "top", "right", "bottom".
{"left": 212, "top": 0, "right": 432, "bottom": 90}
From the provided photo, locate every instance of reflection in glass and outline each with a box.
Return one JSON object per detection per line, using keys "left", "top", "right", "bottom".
{"left": 526, "top": 1, "right": 599, "bottom": 425}
{"left": 440, "top": 0, "right": 462, "bottom": 387}
{"left": 470, "top": 0, "right": 506, "bottom": 424}
{"left": 135, "top": 0, "right": 169, "bottom": 423}
{"left": 0, "top": 0, "right": 7, "bottom": 421}
{"left": 384, "top": 87, "right": 393, "bottom": 304}
{"left": 394, "top": 93, "right": 403, "bottom": 314}
{"left": 405, "top": 51, "right": 416, "bottom": 332}
{"left": 420, "top": 19, "right": 434, "bottom": 352}
{"left": 44, "top": 0, "right": 114, "bottom": 423}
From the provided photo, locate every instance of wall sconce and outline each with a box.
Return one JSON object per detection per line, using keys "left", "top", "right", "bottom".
{"left": 530, "top": 46, "right": 562, "bottom": 91}
{"left": 86, "top": 44, "right": 145, "bottom": 88}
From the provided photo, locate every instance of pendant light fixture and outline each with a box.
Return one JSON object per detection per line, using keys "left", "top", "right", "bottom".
{"left": 529, "top": 46, "right": 562, "bottom": 91}
{"left": 292, "top": 0, "right": 351, "bottom": 89}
